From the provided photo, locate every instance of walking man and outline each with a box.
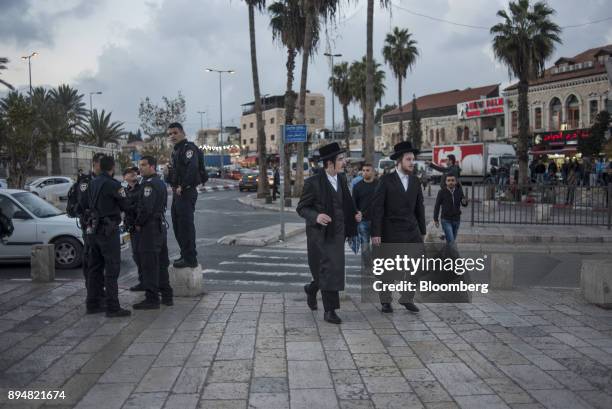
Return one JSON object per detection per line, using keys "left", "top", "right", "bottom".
{"left": 297, "top": 142, "right": 361, "bottom": 324}
{"left": 167, "top": 122, "right": 200, "bottom": 268}
{"left": 122, "top": 166, "right": 144, "bottom": 292}
{"left": 133, "top": 156, "right": 173, "bottom": 309}
{"left": 433, "top": 174, "right": 468, "bottom": 244}
{"left": 371, "top": 141, "right": 426, "bottom": 314}
{"left": 352, "top": 163, "right": 378, "bottom": 268}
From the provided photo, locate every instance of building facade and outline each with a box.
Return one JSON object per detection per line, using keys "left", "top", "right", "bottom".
{"left": 381, "top": 84, "right": 505, "bottom": 156}
{"left": 239, "top": 92, "right": 325, "bottom": 155}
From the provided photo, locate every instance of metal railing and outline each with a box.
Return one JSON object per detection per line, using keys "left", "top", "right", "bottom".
{"left": 468, "top": 182, "right": 612, "bottom": 229}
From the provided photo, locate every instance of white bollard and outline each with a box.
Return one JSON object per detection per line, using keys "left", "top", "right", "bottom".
{"left": 490, "top": 253, "right": 513, "bottom": 289}
{"left": 31, "top": 244, "right": 55, "bottom": 282}
{"left": 581, "top": 259, "right": 612, "bottom": 309}
{"left": 535, "top": 204, "right": 552, "bottom": 222}
{"left": 169, "top": 264, "right": 203, "bottom": 297}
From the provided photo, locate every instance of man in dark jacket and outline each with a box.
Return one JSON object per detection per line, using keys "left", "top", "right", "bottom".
{"left": 297, "top": 142, "right": 361, "bottom": 325}
{"left": 433, "top": 174, "right": 468, "bottom": 244}
{"left": 371, "top": 141, "right": 426, "bottom": 314}
{"left": 122, "top": 166, "right": 144, "bottom": 292}
{"left": 428, "top": 154, "right": 461, "bottom": 188}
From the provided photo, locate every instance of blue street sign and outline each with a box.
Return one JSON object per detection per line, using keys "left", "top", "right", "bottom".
{"left": 283, "top": 124, "right": 308, "bottom": 143}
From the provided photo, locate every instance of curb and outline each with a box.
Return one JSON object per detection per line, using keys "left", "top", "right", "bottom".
{"left": 218, "top": 223, "right": 305, "bottom": 247}
{"left": 198, "top": 185, "right": 238, "bottom": 193}
{"left": 237, "top": 194, "right": 297, "bottom": 213}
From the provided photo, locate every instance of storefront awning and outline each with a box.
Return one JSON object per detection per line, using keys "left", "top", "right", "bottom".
{"left": 530, "top": 146, "right": 577, "bottom": 155}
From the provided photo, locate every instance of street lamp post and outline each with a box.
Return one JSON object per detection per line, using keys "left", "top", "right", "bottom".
{"left": 324, "top": 52, "right": 342, "bottom": 139}
{"left": 205, "top": 68, "right": 235, "bottom": 179}
{"left": 89, "top": 91, "right": 103, "bottom": 114}
{"left": 21, "top": 52, "right": 38, "bottom": 95}
{"left": 197, "top": 111, "right": 206, "bottom": 131}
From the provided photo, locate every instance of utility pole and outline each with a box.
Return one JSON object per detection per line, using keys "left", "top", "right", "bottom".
{"left": 21, "top": 52, "right": 38, "bottom": 95}
{"left": 206, "top": 68, "right": 235, "bottom": 178}
{"left": 324, "top": 52, "right": 342, "bottom": 138}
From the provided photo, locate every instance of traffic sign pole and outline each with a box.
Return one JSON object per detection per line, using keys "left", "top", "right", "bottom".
{"left": 280, "top": 125, "right": 285, "bottom": 241}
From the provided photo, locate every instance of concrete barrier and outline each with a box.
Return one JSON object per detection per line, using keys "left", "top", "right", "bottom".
{"left": 535, "top": 204, "right": 552, "bottom": 222}
{"left": 169, "top": 265, "right": 203, "bottom": 297}
{"left": 490, "top": 253, "right": 513, "bottom": 289}
{"left": 580, "top": 259, "right": 612, "bottom": 309}
{"left": 31, "top": 244, "right": 55, "bottom": 282}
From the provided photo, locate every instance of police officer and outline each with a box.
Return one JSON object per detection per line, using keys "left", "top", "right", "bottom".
{"left": 86, "top": 155, "right": 131, "bottom": 317}
{"left": 132, "top": 156, "right": 173, "bottom": 309}
{"left": 167, "top": 122, "right": 200, "bottom": 268}
{"left": 122, "top": 166, "right": 144, "bottom": 292}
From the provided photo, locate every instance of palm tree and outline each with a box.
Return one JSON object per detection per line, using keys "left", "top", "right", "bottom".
{"left": 328, "top": 62, "right": 352, "bottom": 154}
{"left": 382, "top": 27, "right": 419, "bottom": 145}
{"left": 491, "top": 0, "right": 561, "bottom": 184}
{"left": 349, "top": 57, "right": 385, "bottom": 156}
{"left": 0, "top": 58, "right": 13, "bottom": 90}
{"left": 244, "top": 0, "right": 269, "bottom": 198}
{"left": 81, "top": 109, "right": 125, "bottom": 148}
{"left": 364, "top": 0, "right": 390, "bottom": 164}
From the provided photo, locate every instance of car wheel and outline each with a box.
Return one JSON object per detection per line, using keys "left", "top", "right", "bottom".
{"left": 52, "top": 236, "right": 83, "bottom": 269}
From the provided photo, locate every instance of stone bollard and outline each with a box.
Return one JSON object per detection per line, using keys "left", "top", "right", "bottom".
{"left": 490, "top": 253, "right": 513, "bottom": 289}
{"left": 31, "top": 244, "right": 55, "bottom": 282}
{"left": 535, "top": 204, "right": 552, "bottom": 222}
{"left": 580, "top": 259, "right": 612, "bottom": 309}
{"left": 169, "top": 264, "right": 203, "bottom": 297}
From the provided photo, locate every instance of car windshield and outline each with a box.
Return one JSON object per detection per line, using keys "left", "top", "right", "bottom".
{"left": 12, "top": 192, "right": 63, "bottom": 218}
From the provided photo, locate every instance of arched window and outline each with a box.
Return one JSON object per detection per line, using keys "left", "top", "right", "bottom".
{"left": 464, "top": 126, "right": 470, "bottom": 141}
{"left": 549, "top": 97, "right": 562, "bottom": 130}
{"left": 440, "top": 128, "right": 445, "bottom": 142}
{"left": 429, "top": 129, "right": 434, "bottom": 142}
{"left": 456, "top": 127, "right": 463, "bottom": 140}
{"left": 435, "top": 129, "right": 439, "bottom": 145}
{"left": 566, "top": 95, "right": 580, "bottom": 129}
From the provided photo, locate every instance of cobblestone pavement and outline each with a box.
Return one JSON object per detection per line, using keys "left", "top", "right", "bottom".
{"left": 0, "top": 280, "right": 611, "bottom": 409}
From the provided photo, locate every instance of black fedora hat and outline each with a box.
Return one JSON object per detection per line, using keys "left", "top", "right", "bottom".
{"left": 318, "top": 142, "right": 346, "bottom": 162}
{"left": 390, "top": 141, "right": 420, "bottom": 160}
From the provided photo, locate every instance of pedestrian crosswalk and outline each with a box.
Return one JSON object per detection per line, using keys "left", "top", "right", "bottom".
{"left": 202, "top": 239, "right": 364, "bottom": 292}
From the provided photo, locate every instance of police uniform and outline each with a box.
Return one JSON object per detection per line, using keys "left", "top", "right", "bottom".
{"left": 75, "top": 172, "right": 94, "bottom": 283}
{"left": 86, "top": 172, "right": 129, "bottom": 315}
{"left": 134, "top": 174, "right": 172, "bottom": 306}
{"left": 124, "top": 182, "right": 143, "bottom": 289}
{"left": 169, "top": 139, "right": 200, "bottom": 267}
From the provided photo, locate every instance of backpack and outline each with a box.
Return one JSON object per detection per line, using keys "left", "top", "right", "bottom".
{"left": 0, "top": 210, "right": 14, "bottom": 238}
{"left": 66, "top": 174, "right": 90, "bottom": 218}
{"left": 182, "top": 142, "right": 208, "bottom": 186}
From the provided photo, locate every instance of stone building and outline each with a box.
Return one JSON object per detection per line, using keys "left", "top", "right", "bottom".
{"left": 502, "top": 44, "right": 611, "bottom": 157}
{"left": 239, "top": 92, "right": 325, "bottom": 155}
{"left": 381, "top": 84, "right": 505, "bottom": 155}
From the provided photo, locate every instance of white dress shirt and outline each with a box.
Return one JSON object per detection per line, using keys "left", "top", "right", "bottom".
{"left": 395, "top": 166, "right": 409, "bottom": 191}
{"left": 326, "top": 171, "right": 338, "bottom": 191}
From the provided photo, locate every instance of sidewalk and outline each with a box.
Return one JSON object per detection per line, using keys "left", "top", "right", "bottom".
{"left": 0, "top": 280, "right": 611, "bottom": 408}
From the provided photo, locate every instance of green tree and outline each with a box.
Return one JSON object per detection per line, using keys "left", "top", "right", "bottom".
{"left": 116, "top": 151, "right": 134, "bottom": 173}
{"left": 138, "top": 92, "right": 186, "bottom": 140}
{"left": 382, "top": 26, "right": 419, "bottom": 144}
{"left": 0, "top": 58, "right": 13, "bottom": 90}
{"left": 0, "top": 92, "right": 46, "bottom": 188}
{"left": 491, "top": 0, "right": 561, "bottom": 184}
{"left": 81, "top": 109, "right": 125, "bottom": 148}
{"left": 328, "top": 62, "right": 353, "bottom": 154}
{"left": 127, "top": 129, "right": 143, "bottom": 143}
{"left": 578, "top": 110, "right": 610, "bottom": 158}
{"left": 374, "top": 103, "right": 397, "bottom": 124}
{"left": 407, "top": 94, "right": 422, "bottom": 149}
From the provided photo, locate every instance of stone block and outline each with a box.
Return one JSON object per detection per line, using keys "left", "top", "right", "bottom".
{"left": 31, "top": 244, "right": 55, "bottom": 282}
{"left": 490, "top": 253, "right": 513, "bottom": 289}
{"left": 535, "top": 204, "right": 551, "bottom": 222}
{"left": 169, "top": 264, "right": 203, "bottom": 297}
{"left": 580, "top": 259, "right": 612, "bottom": 309}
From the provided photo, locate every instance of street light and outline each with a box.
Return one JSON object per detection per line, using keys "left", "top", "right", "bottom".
{"left": 324, "top": 52, "right": 342, "bottom": 138}
{"left": 21, "top": 52, "right": 38, "bottom": 95}
{"left": 197, "top": 111, "right": 206, "bottom": 130}
{"left": 205, "top": 68, "right": 235, "bottom": 179}
{"left": 89, "top": 91, "right": 103, "bottom": 114}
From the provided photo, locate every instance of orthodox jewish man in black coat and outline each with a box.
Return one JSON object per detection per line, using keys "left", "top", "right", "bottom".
{"left": 297, "top": 142, "right": 361, "bottom": 324}
{"left": 371, "top": 141, "right": 426, "bottom": 314}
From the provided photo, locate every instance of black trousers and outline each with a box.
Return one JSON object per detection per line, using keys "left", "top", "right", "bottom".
{"left": 305, "top": 281, "right": 340, "bottom": 312}
{"left": 87, "top": 230, "right": 121, "bottom": 311}
{"left": 130, "top": 232, "right": 142, "bottom": 285}
{"left": 139, "top": 235, "right": 172, "bottom": 303}
{"left": 171, "top": 187, "right": 198, "bottom": 263}
{"left": 81, "top": 228, "right": 90, "bottom": 284}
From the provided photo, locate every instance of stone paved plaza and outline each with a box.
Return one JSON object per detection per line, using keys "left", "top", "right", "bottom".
{"left": 0, "top": 280, "right": 612, "bottom": 409}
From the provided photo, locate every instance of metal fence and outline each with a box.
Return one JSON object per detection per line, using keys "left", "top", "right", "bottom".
{"left": 467, "top": 182, "right": 612, "bottom": 228}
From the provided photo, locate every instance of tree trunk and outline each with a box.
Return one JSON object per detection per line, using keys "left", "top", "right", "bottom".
{"left": 248, "top": 4, "right": 268, "bottom": 198}
{"left": 50, "top": 140, "right": 61, "bottom": 175}
{"left": 517, "top": 79, "right": 529, "bottom": 186}
{"left": 364, "top": 0, "right": 375, "bottom": 164}
{"left": 283, "top": 48, "right": 297, "bottom": 199}
{"left": 294, "top": 0, "right": 314, "bottom": 198}
{"left": 361, "top": 108, "right": 366, "bottom": 158}
{"left": 343, "top": 103, "right": 350, "bottom": 155}
{"left": 397, "top": 76, "right": 403, "bottom": 143}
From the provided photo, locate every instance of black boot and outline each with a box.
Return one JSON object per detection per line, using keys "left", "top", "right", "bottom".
{"left": 161, "top": 297, "right": 174, "bottom": 306}
{"left": 86, "top": 306, "right": 105, "bottom": 314}
{"left": 106, "top": 308, "right": 131, "bottom": 318}
{"left": 129, "top": 284, "right": 145, "bottom": 292}
{"left": 133, "top": 299, "right": 161, "bottom": 310}
{"left": 381, "top": 303, "right": 393, "bottom": 313}
{"left": 324, "top": 310, "right": 342, "bottom": 324}
{"left": 304, "top": 285, "right": 317, "bottom": 311}
{"left": 399, "top": 302, "right": 420, "bottom": 313}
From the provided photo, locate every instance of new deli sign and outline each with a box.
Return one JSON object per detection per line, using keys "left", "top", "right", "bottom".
{"left": 458, "top": 97, "right": 505, "bottom": 119}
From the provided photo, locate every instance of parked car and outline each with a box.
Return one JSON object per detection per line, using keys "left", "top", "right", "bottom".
{"left": 207, "top": 166, "right": 221, "bottom": 178}
{"left": 0, "top": 189, "right": 129, "bottom": 269}
{"left": 24, "top": 176, "right": 73, "bottom": 201}
{"left": 239, "top": 172, "right": 259, "bottom": 192}
{"left": 0, "top": 179, "right": 7, "bottom": 189}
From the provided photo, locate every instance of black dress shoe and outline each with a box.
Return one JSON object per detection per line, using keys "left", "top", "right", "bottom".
{"left": 399, "top": 302, "right": 420, "bottom": 313}
{"left": 161, "top": 298, "right": 174, "bottom": 306}
{"left": 381, "top": 303, "right": 393, "bottom": 313}
{"left": 173, "top": 259, "right": 198, "bottom": 268}
{"left": 304, "top": 285, "right": 317, "bottom": 311}
{"left": 324, "top": 310, "right": 342, "bottom": 324}
{"left": 129, "top": 284, "right": 145, "bottom": 292}
{"left": 86, "top": 306, "right": 105, "bottom": 314}
{"left": 133, "top": 300, "right": 161, "bottom": 310}
{"left": 106, "top": 308, "right": 131, "bottom": 318}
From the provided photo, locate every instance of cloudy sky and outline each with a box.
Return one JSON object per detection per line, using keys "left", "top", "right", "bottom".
{"left": 1, "top": 0, "right": 611, "bottom": 138}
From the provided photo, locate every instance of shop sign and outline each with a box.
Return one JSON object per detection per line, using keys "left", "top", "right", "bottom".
{"left": 457, "top": 97, "right": 505, "bottom": 119}
{"left": 534, "top": 129, "right": 590, "bottom": 145}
